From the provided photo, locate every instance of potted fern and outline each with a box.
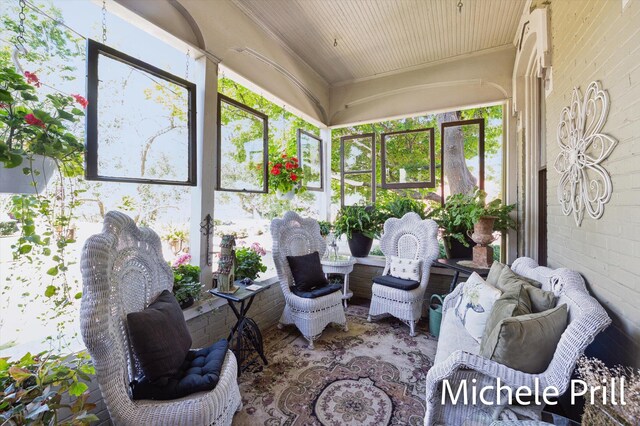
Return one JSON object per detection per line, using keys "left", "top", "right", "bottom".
{"left": 333, "top": 204, "right": 383, "bottom": 257}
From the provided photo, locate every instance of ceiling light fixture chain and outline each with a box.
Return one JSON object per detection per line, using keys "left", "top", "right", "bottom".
{"left": 101, "top": 0, "right": 108, "bottom": 43}
{"left": 333, "top": 38, "right": 338, "bottom": 47}
{"left": 457, "top": 0, "right": 463, "bottom": 13}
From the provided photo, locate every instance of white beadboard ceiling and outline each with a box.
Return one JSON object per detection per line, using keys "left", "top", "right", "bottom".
{"left": 231, "top": 0, "right": 527, "bottom": 86}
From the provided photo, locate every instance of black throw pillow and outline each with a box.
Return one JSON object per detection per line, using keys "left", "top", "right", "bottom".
{"left": 127, "top": 289, "right": 192, "bottom": 382}
{"left": 286, "top": 251, "right": 328, "bottom": 292}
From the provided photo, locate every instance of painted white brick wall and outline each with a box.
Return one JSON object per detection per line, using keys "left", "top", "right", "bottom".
{"left": 545, "top": 0, "right": 640, "bottom": 368}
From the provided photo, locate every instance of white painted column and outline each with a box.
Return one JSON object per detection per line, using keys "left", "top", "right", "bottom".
{"left": 190, "top": 56, "right": 219, "bottom": 288}
{"left": 504, "top": 100, "right": 519, "bottom": 264}
{"left": 320, "top": 127, "right": 332, "bottom": 221}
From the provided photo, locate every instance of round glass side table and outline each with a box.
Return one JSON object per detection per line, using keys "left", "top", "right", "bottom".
{"left": 321, "top": 256, "right": 357, "bottom": 308}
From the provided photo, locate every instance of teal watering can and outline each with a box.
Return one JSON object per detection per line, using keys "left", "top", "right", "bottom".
{"left": 429, "top": 294, "right": 446, "bottom": 338}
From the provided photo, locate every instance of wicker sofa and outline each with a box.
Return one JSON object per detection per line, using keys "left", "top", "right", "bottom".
{"left": 424, "top": 257, "right": 611, "bottom": 425}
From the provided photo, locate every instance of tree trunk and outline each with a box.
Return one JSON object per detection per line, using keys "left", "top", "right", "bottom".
{"left": 438, "top": 111, "right": 477, "bottom": 196}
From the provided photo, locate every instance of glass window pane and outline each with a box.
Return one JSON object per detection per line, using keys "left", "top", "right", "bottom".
{"left": 86, "top": 40, "right": 196, "bottom": 185}
{"left": 382, "top": 128, "right": 435, "bottom": 188}
{"left": 342, "top": 136, "right": 373, "bottom": 172}
{"left": 441, "top": 120, "right": 484, "bottom": 199}
{"left": 343, "top": 172, "right": 373, "bottom": 206}
{"left": 218, "top": 96, "right": 267, "bottom": 192}
{"left": 298, "top": 130, "right": 322, "bottom": 190}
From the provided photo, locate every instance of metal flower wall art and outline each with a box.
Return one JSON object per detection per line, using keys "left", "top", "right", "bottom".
{"left": 554, "top": 81, "right": 617, "bottom": 227}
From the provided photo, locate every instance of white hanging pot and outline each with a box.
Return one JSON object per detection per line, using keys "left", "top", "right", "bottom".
{"left": 0, "top": 155, "right": 57, "bottom": 194}
{"left": 275, "top": 189, "right": 295, "bottom": 200}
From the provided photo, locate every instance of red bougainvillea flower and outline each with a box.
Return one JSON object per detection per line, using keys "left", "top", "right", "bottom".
{"left": 290, "top": 173, "right": 298, "bottom": 181}
{"left": 24, "top": 113, "right": 45, "bottom": 128}
{"left": 291, "top": 156, "right": 298, "bottom": 162}
{"left": 275, "top": 163, "right": 283, "bottom": 168}
{"left": 72, "top": 94, "right": 88, "bottom": 109}
{"left": 271, "top": 167, "right": 281, "bottom": 175}
{"left": 282, "top": 154, "right": 288, "bottom": 158}
{"left": 285, "top": 162, "right": 295, "bottom": 170}
{"left": 23, "top": 71, "right": 41, "bottom": 88}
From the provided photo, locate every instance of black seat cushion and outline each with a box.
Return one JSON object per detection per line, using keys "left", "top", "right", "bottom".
{"left": 291, "top": 282, "right": 342, "bottom": 299}
{"left": 286, "top": 251, "right": 329, "bottom": 291}
{"left": 131, "top": 339, "right": 229, "bottom": 400}
{"left": 373, "top": 275, "right": 420, "bottom": 291}
{"left": 127, "top": 290, "right": 192, "bottom": 382}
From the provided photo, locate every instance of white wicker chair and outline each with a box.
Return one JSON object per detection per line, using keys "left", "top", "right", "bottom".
{"left": 80, "top": 211, "right": 241, "bottom": 426}
{"left": 271, "top": 211, "right": 347, "bottom": 349}
{"left": 367, "top": 212, "right": 440, "bottom": 336}
{"left": 424, "top": 257, "right": 611, "bottom": 425}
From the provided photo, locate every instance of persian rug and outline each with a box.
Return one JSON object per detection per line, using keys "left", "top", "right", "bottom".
{"left": 234, "top": 304, "right": 438, "bottom": 426}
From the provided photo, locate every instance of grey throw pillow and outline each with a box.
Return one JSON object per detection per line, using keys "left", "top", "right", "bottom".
{"left": 480, "top": 304, "right": 568, "bottom": 374}
{"left": 480, "top": 284, "right": 532, "bottom": 353}
{"left": 496, "top": 266, "right": 556, "bottom": 312}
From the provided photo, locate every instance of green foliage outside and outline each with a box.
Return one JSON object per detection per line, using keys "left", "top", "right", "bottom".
{"left": 331, "top": 106, "right": 504, "bottom": 206}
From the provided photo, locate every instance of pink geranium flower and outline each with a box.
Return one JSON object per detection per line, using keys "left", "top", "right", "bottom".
{"left": 172, "top": 252, "right": 192, "bottom": 267}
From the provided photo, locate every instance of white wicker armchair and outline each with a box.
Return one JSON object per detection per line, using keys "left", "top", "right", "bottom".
{"left": 424, "top": 257, "right": 611, "bottom": 425}
{"left": 80, "top": 211, "right": 241, "bottom": 426}
{"left": 367, "top": 212, "right": 440, "bottom": 336}
{"left": 271, "top": 211, "right": 347, "bottom": 349}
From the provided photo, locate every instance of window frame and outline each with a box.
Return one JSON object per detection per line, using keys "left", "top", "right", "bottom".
{"left": 440, "top": 118, "right": 485, "bottom": 204}
{"left": 340, "top": 133, "right": 376, "bottom": 207}
{"left": 380, "top": 127, "right": 436, "bottom": 189}
{"left": 216, "top": 93, "right": 269, "bottom": 194}
{"left": 85, "top": 39, "right": 197, "bottom": 186}
{"left": 296, "top": 129, "right": 323, "bottom": 192}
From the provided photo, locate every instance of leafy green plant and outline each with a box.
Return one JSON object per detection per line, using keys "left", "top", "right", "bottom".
{"left": 427, "top": 188, "right": 516, "bottom": 248}
{"left": 379, "top": 195, "right": 427, "bottom": 221}
{"left": 0, "top": 351, "right": 98, "bottom": 425}
{"left": 333, "top": 204, "right": 383, "bottom": 240}
{"left": 0, "top": 220, "right": 18, "bottom": 236}
{"left": 0, "top": 67, "right": 85, "bottom": 172}
{"left": 318, "top": 221, "right": 332, "bottom": 237}
{"left": 171, "top": 255, "right": 203, "bottom": 306}
{"left": 235, "top": 243, "right": 267, "bottom": 281}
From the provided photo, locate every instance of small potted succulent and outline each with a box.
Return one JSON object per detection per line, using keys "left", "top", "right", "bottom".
{"left": 170, "top": 253, "right": 203, "bottom": 309}
{"left": 333, "top": 204, "right": 383, "bottom": 257}
{"left": 234, "top": 242, "right": 267, "bottom": 281}
{"left": 268, "top": 153, "right": 305, "bottom": 200}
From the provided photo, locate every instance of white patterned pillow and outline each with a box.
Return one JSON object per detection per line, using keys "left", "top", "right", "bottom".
{"left": 389, "top": 255, "right": 421, "bottom": 281}
{"left": 455, "top": 272, "right": 502, "bottom": 342}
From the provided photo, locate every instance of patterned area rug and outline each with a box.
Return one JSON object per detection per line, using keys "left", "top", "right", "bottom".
{"left": 234, "top": 304, "right": 438, "bottom": 426}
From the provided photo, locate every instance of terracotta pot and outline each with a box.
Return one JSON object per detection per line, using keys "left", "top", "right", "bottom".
{"left": 347, "top": 232, "right": 373, "bottom": 257}
{"left": 470, "top": 216, "right": 497, "bottom": 246}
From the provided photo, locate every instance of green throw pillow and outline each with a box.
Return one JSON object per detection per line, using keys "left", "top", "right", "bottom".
{"left": 480, "top": 304, "right": 568, "bottom": 374}
{"left": 480, "top": 284, "right": 532, "bottom": 354}
{"left": 486, "top": 261, "right": 508, "bottom": 287}
{"left": 496, "top": 267, "right": 556, "bottom": 312}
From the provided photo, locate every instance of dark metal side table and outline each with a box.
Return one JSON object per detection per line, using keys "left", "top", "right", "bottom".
{"left": 431, "top": 258, "right": 490, "bottom": 292}
{"left": 209, "top": 281, "right": 272, "bottom": 375}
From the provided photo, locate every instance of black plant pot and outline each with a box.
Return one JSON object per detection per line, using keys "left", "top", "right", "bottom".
{"left": 179, "top": 296, "right": 195, "bottom": 310}
{"left": 444, "top": 236, "right": 474, "bottom": 259}
{"left": 347, "top": 232, "right": 374, "bottom": 257}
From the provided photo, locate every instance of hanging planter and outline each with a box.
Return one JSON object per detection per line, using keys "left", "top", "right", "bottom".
{"left": 0, "top": 154, "right": 56, "bottom": 194}
{"left": 275, "top": 189, "right": 295, "bottom": 200}
{"left": 269, "top": 153, "right": 305, "bottom": 200}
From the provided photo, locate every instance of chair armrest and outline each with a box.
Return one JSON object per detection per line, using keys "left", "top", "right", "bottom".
{"left": 425, "top": 350, "right": 547, "bottom": 403}
{"left": 441, "top": 281, "right": 464, "bottom": 316}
